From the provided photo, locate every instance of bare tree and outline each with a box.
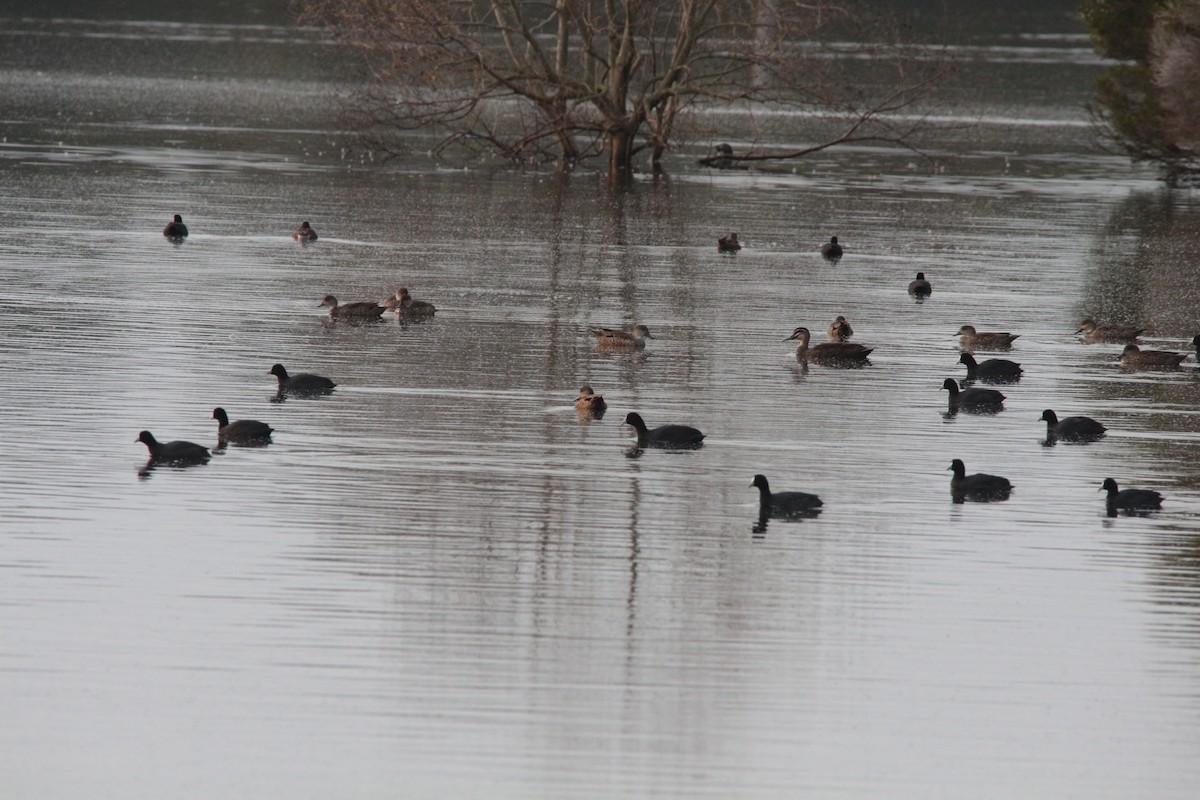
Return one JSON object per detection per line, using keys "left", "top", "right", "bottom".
{"left": 1084, "top": 0, "right": 1200, "bottom": 182}
{"left": 299, "top": 0, "right": 955, "bottom": 182}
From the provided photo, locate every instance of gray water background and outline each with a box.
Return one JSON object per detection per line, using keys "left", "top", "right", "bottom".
{"left": 3, "top": 2, "right": 1200, "bottom": 797}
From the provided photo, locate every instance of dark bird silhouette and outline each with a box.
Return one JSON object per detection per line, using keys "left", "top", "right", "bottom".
{"left": 820, "top": 236, "right": 843, "bottom": 261}
{"left": 136, "top": 430, "right": 209, "bottom": 465}
{"left": 212, "top": 407, "right": 274, "bottom": 445}
{"left": 320, "top": 295, "right": 385, "bottom": 321}
{"left": 1100, "top": 478, "right": 1163, "bottom": 516}
{"left": 750, "top": 474, "right": 823, "bottom": 519}
{"left": 948, "top": 459, "right": 1012, "bottom": 503}
{"left": 958, "top": 352, "right": 1022, "bottom": 383}
{"left": 1039, "top": 410, "right": 1106, "bottom": 442}
{"left": 163, "top": 214, "right": 188, "bottom": 241}
{"left": 292, "top": 220, "right": 318, "bottom": 241}
{"left": 718, "top": 232, "right": 742, "bottom": 253}
{"left": 908, "top": 272, "right": 932, "bottom": 296}
{"left": 942, "top": 378, "right": 1005, "bottom": 413}
{"left": 269, "top": 363, "right": 336, "bottom": 395}
{"left": 624, "top": 412, "right": 704, "bottom": 450}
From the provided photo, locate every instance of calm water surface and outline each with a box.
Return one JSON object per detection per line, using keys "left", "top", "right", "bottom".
{"left": 3, "top": 3, "right": 1200, "bottom": 798}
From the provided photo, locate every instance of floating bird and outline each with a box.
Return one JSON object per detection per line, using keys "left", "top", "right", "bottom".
{"left": 958, "top": 352, "right": 1022, "bottom": 383}
{"left": 1100, "top": 478, "right": 1163, "bottom": 514}
{"left": 785, "top": 326, "right": 872, "bottom": 365}
{"left": 1120, "top": 344, "right": 1187, "bottom": 369}
{"left": 958, "top": 325, "right": 1019, "bottom": 351}
{"left": 212, "top": 407, "right": 274, "bottom": 445}
{"left": 163, "top": 214, "right": 188, "bottom": 241}
{"left": 269, "top": 363, "right": 336, "bottom": 395}
{"left": 948, "top": 459, "right": 1012, "bottom": 502}
{"left": 820, "top": 236, "right": 843, "bottom": 261}
{"left": 136, "top": 430, "right": 210, "bottom": 465}
{"left": 292, "top": 220, "right": 318, "bottom": 241}
{"left": 942, "top": 378, "right": 1005, "bottom": 412}
{"left": 750, "top": 474, "right": 823, "bottom": 519}
{"left": 382, "top": 287, "right": 436, "bottom": 318}
{"left": 908, "top": 272, "right": 932, "bottom": 296}
{"left": 1039, "top": 409, "right": 1106, "bottom": 442}
{"left": 827, "top": 316, "right": 853, "bottom": 341}
{"left": 718, "top": 232, "right": 741, "bottom": 252}
{"left": 1077, "top": 318, "right": 1143, "bottom": 343}
{"left": 591, "top": 324, "right": 654, "bottom": 349}
{"left": 320, "top": 294, "right": 385, "bottom": 321}
{"left": 623, "top": 412, "right": 704, "bottom": 450}
{"left": 574, "top": 385, "right": 607, "bottom": 415}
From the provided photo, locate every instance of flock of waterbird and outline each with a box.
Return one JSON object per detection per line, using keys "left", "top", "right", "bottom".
{"left": 141, "top": 215, "right": 1183, "bottom": 519}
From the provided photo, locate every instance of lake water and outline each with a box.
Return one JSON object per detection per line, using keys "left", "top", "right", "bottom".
{"left": 3, "top": 3, "right": 1200, "bottom": 798}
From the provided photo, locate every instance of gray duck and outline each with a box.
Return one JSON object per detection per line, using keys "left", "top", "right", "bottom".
{"left": 591, "top": 324, "right": 653, "bottom": 348}
{"left": 1077, "top": 318, "right": 1143, "bottom": 343}
{"left": 958, "top": 325, "right": 1019, "bottom": 351}
{"left": 321, "top": 295, "right": 385, "bottom": 321}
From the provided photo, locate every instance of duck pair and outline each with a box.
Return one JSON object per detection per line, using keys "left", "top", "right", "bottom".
{"left": 162, "top": 215, "right": 318, "bottom": 242}
{"left": 785, "top": 326, "right": 872, "bottom": 365}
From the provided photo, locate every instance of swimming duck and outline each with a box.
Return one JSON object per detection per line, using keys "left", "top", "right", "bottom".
{"left": 623, "top": 412, "right": 704, "bottom": 449}
{"left": 136, "top": 430, "right": 210, "bottom": 465}
{"left": 1119, "top": 344, "right": 1187, "bottom": 369}
{"left": 820, "top": 236, "right": 843, "bottom": 260}
{"left": 292, "top": 221, "right": 318, "bottom": 241}
{"left": 948, "top": 459, "right": 1012, "bottom": 502}
{"left": 320, "top": 295, "right": 385, "bottom": 321}
{"left": 718, "top": 232, "right": 741, "bottom": 252}
{"left": 383, "top": 287, "right": 436, "bottom": 318}
{"left": 827, "top": 316, "right": 853, "bottom": 341}
{"left": 574, "top": 385, "right": 607, "bottom": 415}
{"left": 591, "top": 324, "right": 654, "bottom": 348}
{"left": 785, "top": 326, "right": 873, "bottom": 364}
{"left": 750, "top": 474, "right": 823, "bottom": 519}
{"left": 163, "top": 214, "right": 188, "bottom": 241}
{"left": 908, "top": 272, "right": 932, "bottom": 296}
{"left": 1039, "top": 409, "right": 1106, "bottom": 442}
{"left": 958, "top": 352, "right": 1022, "bottom": 383}
{"left": 269, "top": 363, "right": 336, "bottom": 394}
{"left": 1076, "top": 318, "right": 1143, "bottom": 343}
{"left": 958, "top": 325, "right": 1019, "bottom": 351}
{"left": 942, "top": 378, "right": 1005, "bottom": 412}
{"left": 1100, "top": 478, "right": 1163, "bottom": 514}
{"left": 212, "top": 407, "right": 274, "bottom": 445}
